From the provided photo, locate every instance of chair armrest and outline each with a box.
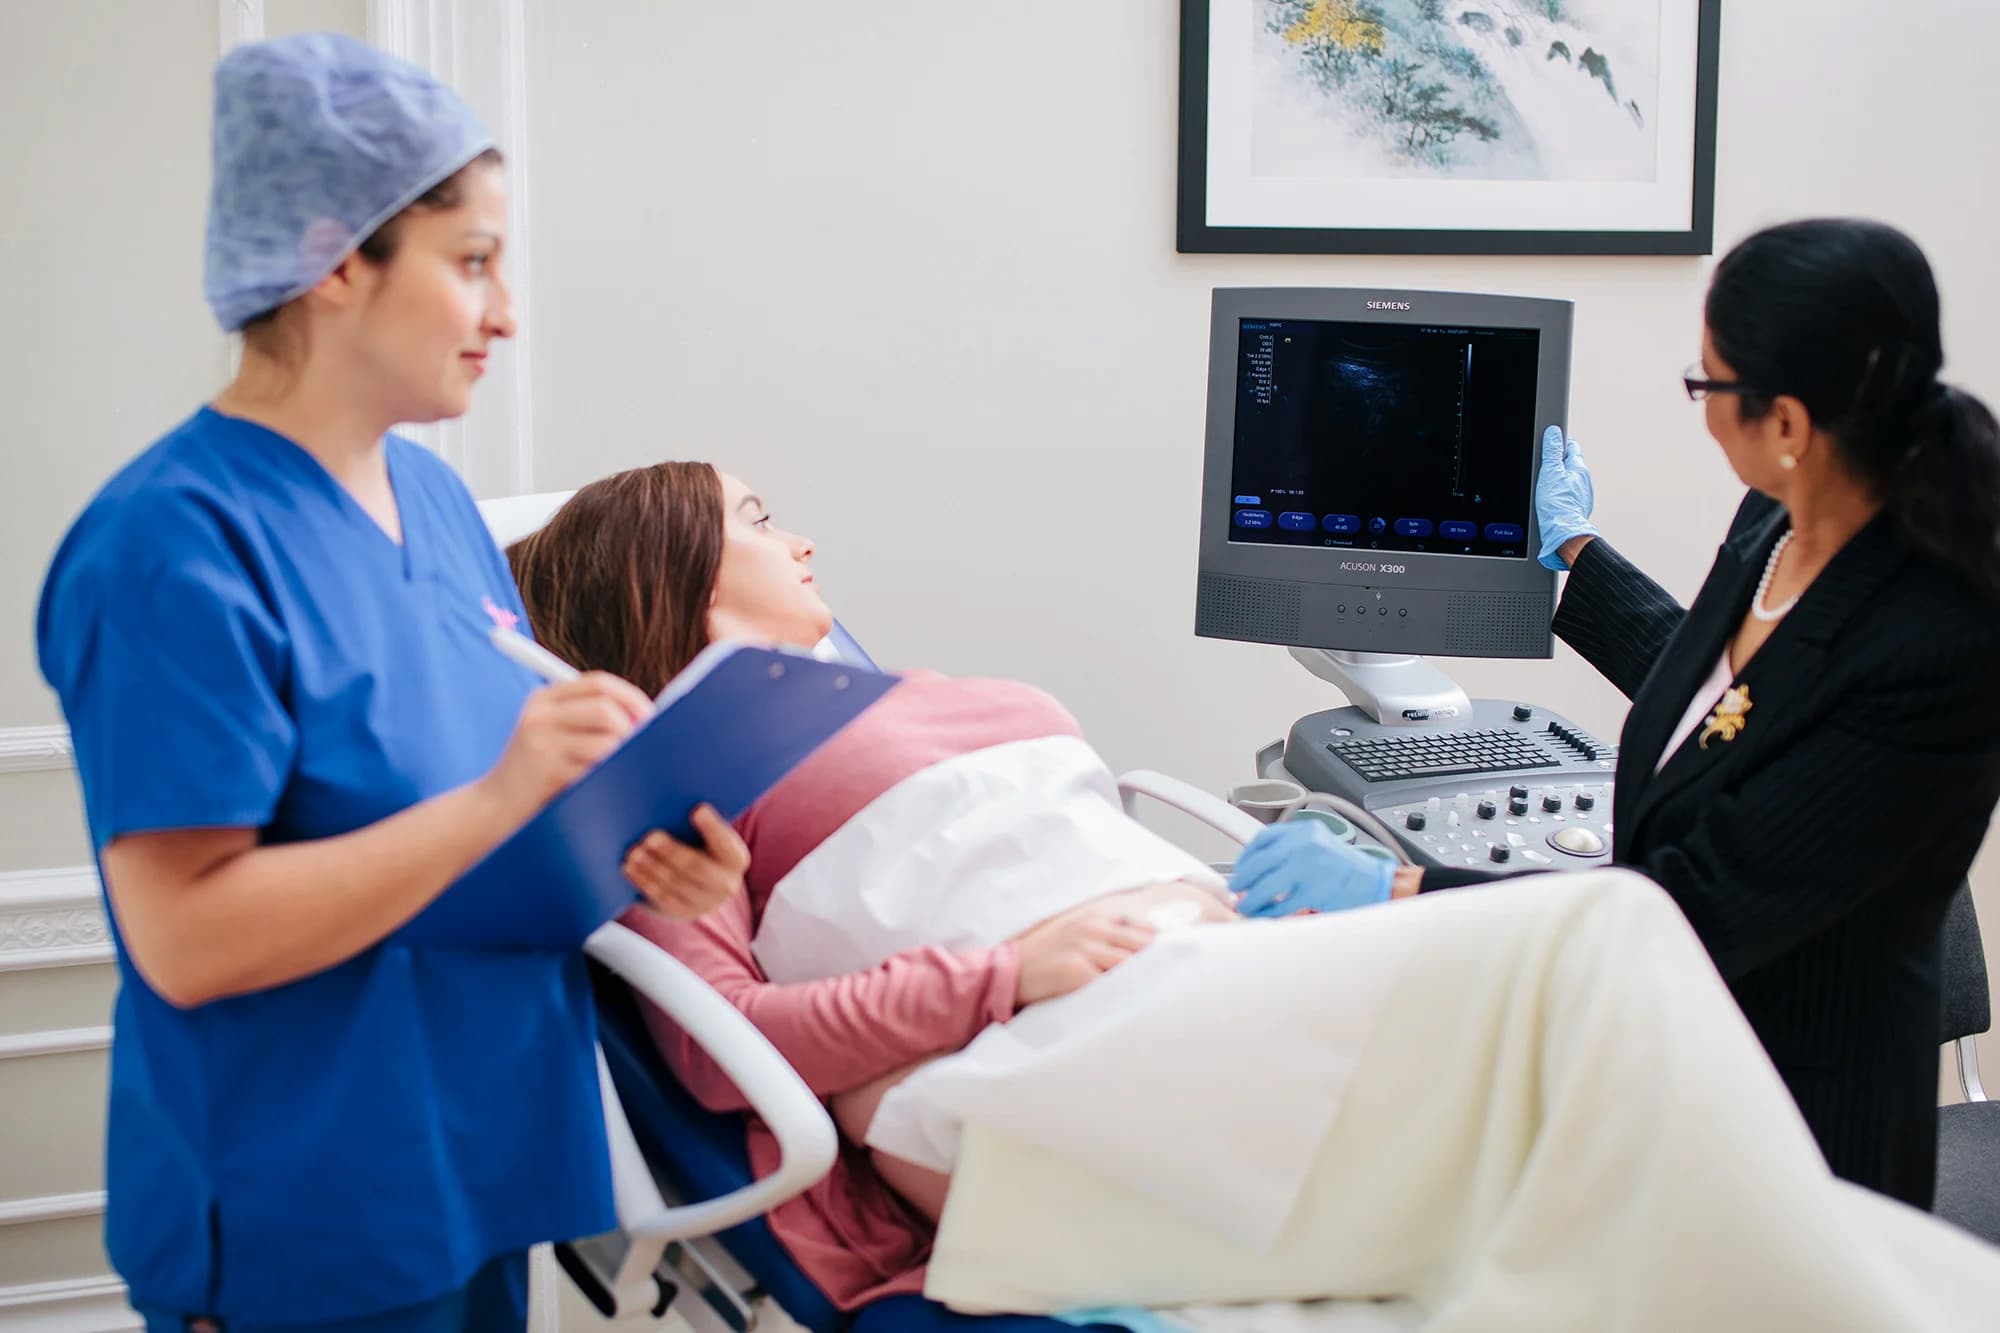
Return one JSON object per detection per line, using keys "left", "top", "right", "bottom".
{"left": 583, "top": 921, "right": 838, "bottom": 1241}
{"left": 1957, "top": 1035, "right": 1990, "bottom": 1103}
{"left": 1116, "top": 769, "right": 1264, "bottom": 847}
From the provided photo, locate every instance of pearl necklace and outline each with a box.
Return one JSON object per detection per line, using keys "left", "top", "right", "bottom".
{"left": 1751, "top": 530, "right": 1799, "bottom": 622}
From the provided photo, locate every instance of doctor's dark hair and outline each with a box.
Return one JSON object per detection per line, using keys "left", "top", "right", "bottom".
{"left": 507, "top": 462, "right": 724, "bottom": 696}
{"left": 1705, "top": 218, "right": 2000, "bottom": 598}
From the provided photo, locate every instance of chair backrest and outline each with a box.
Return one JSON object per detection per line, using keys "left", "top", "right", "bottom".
{"left": 477, "top": 489, "right": 577, "bottom": 548}
{"left": 1940, "top": 880, "right": 1991, "bottom": 1045}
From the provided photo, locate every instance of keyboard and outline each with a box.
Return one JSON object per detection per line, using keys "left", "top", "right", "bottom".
{"left": 1327, "top": 727, "right": 1559, "bottom": 783}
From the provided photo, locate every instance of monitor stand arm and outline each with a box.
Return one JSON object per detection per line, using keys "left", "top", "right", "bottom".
{"left": 1288, "top": 648, "right": 1474, "bottom": 728}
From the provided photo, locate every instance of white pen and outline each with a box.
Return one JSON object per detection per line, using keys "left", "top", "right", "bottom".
{"left": 490, "top": 626, "right": 581, "bottom": 684}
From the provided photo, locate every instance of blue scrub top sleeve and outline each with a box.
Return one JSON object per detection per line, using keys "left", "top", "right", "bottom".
{"left": 44, "top": 506, "right": 298, "bottom": 848}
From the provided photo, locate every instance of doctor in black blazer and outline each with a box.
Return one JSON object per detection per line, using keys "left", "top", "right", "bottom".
{"left": 1236, "top": 219, "right": 2000, "bottom": 1209}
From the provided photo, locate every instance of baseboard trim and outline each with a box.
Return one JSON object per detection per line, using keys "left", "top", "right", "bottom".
{"left": 0, "top": 726, "right": 73, "bottom": 775}
{"left": 0, "top": 867, "right": 112, "bottom": 973}
{"left": 0, "top": 1274, "right": 137, "bottom": 1332}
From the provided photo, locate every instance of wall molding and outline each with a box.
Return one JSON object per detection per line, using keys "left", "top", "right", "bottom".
{"left": 218, "top": 0, "right": 264, "bottom": 54}
{"left": 366, "top": 0, "right": 537, "bottom": 498}
{"left": 0, "top": 726, "right": 74, "bottom": 775}
{"left": 0, "top": 1026, "right": 112, "bottom": 1062}
{"left": 0, "top": 1190, "right": 107, "bottom": 1228}
{"left": 0, "top": 1275, "right": 136, "bottom": 1332}
{"left": 0, "top": 875, "right": 123, "bottom": 1333}
{"left": 0, "top": 867, "right": 111, "bottom": 974}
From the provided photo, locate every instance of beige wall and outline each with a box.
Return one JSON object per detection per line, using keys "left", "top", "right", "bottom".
{"left": 0, "top": 0, "right": 224, "bottom": 733}
{"left": 264, "top": 0, "right": 368, "bottom": 42}
{"left": 522, "top": 2, "right": 2000, "bottom": 1073}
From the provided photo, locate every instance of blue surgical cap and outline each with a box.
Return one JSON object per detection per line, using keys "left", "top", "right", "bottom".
{"left": 203, "top": 33, "right": 493, "bottom": 332}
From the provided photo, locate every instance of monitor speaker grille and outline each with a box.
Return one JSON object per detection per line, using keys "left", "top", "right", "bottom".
{"left": 1197, "top": 573, "right": 1302, "bottom": 642}
{"left": 1444, "top": 592, "right": 1551, "bottom": 656}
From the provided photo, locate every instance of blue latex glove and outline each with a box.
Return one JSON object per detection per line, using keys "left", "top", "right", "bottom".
{"left": 1230, "top": 819, "right": 1394, "bottom": 918}
{"left": 1535, "top": 424, "right": 1598, "bottom": 571}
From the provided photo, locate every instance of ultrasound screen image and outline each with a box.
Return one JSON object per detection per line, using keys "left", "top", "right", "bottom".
{"left": 1228, "top": 318, "right": 1539, "bottom": 559}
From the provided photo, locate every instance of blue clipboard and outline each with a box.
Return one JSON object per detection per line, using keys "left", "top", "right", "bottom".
{"left": 398, "top": 643, "right": 898, "bottom": 951}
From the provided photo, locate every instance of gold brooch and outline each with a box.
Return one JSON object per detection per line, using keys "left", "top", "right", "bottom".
{"left": 1698, "top": 685, "right": 1752, "bottom": 750}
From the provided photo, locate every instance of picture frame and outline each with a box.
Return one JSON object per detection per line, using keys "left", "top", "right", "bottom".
{"left": 1178, "top": 0, "right": 1722, "bottom": 256}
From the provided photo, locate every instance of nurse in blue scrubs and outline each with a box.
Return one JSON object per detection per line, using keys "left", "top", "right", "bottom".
{"left": 36, "top": 34, "right": 748, "bottom": 1332}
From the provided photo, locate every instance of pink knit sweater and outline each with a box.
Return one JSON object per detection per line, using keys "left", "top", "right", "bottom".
{"left": 618, "top": 671, "right": 1083, "bottom": 1309}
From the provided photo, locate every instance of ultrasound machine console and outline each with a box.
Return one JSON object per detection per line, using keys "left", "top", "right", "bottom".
{"left": 1194, "top": 288, "right": 1617, "bottom": 871}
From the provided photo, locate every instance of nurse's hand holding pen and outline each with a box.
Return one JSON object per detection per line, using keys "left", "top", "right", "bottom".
{"left": 482, "top": 672, "right": 655, "bottom": 809}
{"left": 484, "top": 635, "right": 748, "bottom": 921}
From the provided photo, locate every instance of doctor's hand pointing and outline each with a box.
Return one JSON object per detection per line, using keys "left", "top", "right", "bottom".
{"left": 481, "top": 673, "right": 747, "bottom": 921}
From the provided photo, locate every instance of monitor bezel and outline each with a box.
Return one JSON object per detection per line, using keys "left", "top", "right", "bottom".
{"left": 1198, "top": 286, "right": 1571, "bottom": 603}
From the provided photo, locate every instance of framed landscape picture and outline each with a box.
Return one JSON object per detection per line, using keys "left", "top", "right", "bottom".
{"left": 1178, "top": 0, "right": 1722, "bottom": 255}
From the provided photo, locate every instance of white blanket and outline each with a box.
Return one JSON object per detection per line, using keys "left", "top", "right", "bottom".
{"left": 922, "top": 872, "right": 2000, "bottom": 1331}
{"left": 869, "top": 909, "right": 1412, "bottom": 1252}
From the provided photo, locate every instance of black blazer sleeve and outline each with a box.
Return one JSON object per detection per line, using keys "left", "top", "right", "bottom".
{"left": 1550, "top": 537, "right": 1686, "bottom": 700}
{"left": 1552, "top": 493, "right": 1781, "bottom": 701}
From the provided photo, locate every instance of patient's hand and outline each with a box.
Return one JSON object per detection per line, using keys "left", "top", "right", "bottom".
{"left": 621, "top": 804, "right": 749, "bottom": 920}
{"left": 1011, "top": 901, "right": 1156, "bottom": 1006}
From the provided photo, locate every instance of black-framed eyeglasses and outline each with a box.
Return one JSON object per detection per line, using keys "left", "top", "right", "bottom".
{"left": 1682, "top": 361, "right": 1758, "bottom": 402}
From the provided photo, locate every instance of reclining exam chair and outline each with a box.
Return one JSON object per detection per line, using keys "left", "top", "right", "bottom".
{"left": 578, "top": 771, "right": 1272, "bottom": 1331}
{"left": 480, "top": 491, "right": 1296, "bottom": 1329}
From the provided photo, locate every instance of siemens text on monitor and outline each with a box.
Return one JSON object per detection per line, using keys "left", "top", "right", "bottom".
{"left": 1194, "top": 288, "right": 1572, "bottom": 660}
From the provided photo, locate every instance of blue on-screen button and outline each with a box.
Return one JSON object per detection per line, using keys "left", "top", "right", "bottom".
{"left": 1234, "top": 495, "right": 1261, "bottom": 505}
{"left": 1483, "top": 522, "right": 1525, "bottom": 543}
{"left": 1322, "top": 513, "right": 1361, "bottom": 534}
{"left": 1233, "top": 508, "right": 1274, "bottom": 530}
{"left": 1440, "top": 520, "right": 1478, "bottom": 540}
{"left": 1394, "top": 518, "right": 1434, "bottom": 538}
{"left": 1277, "top": 511, "right": 1315, "bottom": 531}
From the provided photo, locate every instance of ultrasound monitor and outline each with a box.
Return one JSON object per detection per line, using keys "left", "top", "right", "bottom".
{"left": 1195, "top": 288, "right": 1572, "bottom": 661}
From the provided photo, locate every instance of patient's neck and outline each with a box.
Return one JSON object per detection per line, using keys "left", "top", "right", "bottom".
{"left": 705, "top": 612, "right": 814, "bottom": 652}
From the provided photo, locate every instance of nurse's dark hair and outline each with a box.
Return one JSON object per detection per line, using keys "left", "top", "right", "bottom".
{"left": 506, "top": 463, "right": 724, "bottom": 697}
{"left": 1705, "top": 218, "right": 2000, "bottom": 598}
{"left": 238, "top": 147, "right": 505, "bottom": 356}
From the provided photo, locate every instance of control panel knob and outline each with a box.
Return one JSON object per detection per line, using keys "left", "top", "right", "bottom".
{"left": 1550, "top": 826, "right": 1607, "bottom": 857}
{"left": 1489, "top": 844, "right": 1512, "bottom": 863}
{"left": 1541, "top": 794, "right": 1563, "bottom": 813}
{"left": 1509, "top": 784, "right": 1529, "bottom": 799}
{"left": 1512, "top": 704, "right": 1533, "bottom": 721}
{"left": 1475, "top": 799, "right": 1497, "bottom": 819}
{"left": 1508, "top": 795, "right": 1529, "bottom": 816}
{"left": 1405, "top": 811, "right": 1428, "bottom": 831}
{"left": 1574, "top": 792, "right": 1596, "bottom": 811}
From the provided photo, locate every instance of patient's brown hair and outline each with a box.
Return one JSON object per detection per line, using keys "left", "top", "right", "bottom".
{"left": 507, "top": 462, "right": 724, "bottom": 696}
